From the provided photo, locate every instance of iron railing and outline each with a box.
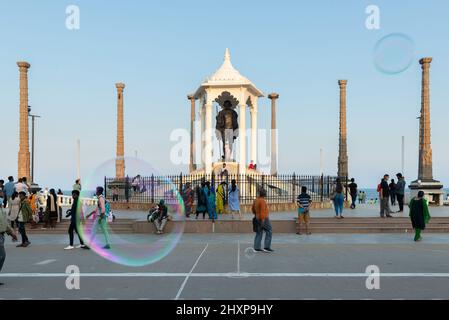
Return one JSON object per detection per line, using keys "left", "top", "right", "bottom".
{"left": 104, "top": 174, "right": 344, "bottom": 205}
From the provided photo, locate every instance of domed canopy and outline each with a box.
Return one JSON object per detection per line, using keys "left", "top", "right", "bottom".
{"left": 194, "top": 49, "right": 264, "bottom": 99}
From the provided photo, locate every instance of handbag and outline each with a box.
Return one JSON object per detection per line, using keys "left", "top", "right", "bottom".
{"left": 252, "top": 217, "right": 260, "bottom": 232}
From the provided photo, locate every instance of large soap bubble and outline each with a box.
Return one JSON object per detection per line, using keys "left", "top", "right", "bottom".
{"left": 77, "top": 157, "right": 185, "bottom": 267}
{"left": 373, "top": 33, "right": 415, "bottom": 75}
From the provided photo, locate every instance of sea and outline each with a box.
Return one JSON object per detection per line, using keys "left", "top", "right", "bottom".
{"left": 360, "top": 188, "right": 449, "bottom": 203}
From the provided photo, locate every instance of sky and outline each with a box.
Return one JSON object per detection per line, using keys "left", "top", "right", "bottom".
{"left": 0, "top": 0, "right": 448, "bottom": 190}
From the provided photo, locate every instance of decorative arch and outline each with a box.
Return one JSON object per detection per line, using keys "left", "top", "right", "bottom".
{"left": 214, "top": 91, "right": 239, "bottom": 109}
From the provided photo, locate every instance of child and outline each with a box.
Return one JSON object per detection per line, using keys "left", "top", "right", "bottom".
{"left": 296, "top": 186, "right": 312, "bottom": 235}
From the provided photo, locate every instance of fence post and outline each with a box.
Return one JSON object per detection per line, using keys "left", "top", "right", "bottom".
{"left": 320, "top": 174, "right": 324, "bottom": 202}
{"left": 151, "top": 174, "right": 155, "bottom": 204}
{"left": 125, "top": 176, "right": 129, "bottom": 202}
{"left": 104, "top": 176, "right": 107, "bottom": 198}
{"left": 179, "top": 173, "right": 183, "bottom": 195}
{"left": 292, "top": 173, "right": 296, "bottom": 203}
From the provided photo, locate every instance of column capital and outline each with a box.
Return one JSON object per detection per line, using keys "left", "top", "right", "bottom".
{"left": 187, "top": 94, "right": 196, "bottom": 101}
{"left": 17, "top": 61, "right": 31, "bottom": 70}
{"left": 338, "top": 80, "right": 348, "bottom": 87}
{"left": 116, "top": 83, "right": 125, "bottom": 91}
{"left": 419, "top": 57, "right": 433, "bottom": 66}
{"left": 268, "top": 93, "right": 279, "bottom": 100}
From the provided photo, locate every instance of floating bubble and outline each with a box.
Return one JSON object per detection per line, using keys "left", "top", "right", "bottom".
{"left": 373, "top": 33, "right": 415, "bottom": 75}
{"left": 77, "top": 157, "right": 185, "bottom": 267}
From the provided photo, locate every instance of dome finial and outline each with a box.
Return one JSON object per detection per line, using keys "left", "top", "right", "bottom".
{"left": 224, "top": 48, "right": 231, "bottom": 62}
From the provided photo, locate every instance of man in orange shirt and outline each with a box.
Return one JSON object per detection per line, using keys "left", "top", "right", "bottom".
{"left": 252, "top": 189, "right": 273, "bottom": 253}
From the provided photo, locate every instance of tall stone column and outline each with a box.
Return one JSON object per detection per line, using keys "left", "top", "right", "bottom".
{"left": 268, "top": 93, "right": 279, "bottom": 176}
{"left": 115, "top": 83, "right": 125, "bottom": 179}
{"left": 199, "top": 104, "right": 205, "bottom": 170}
{"left": 338, "top": 80, "right": 348, "bottom": 179}
{"left": 17, "top": 62, "right": 31, "bottom": 181}
{"left": 204, "top": 103, "right": 213, "bottom": 175}
{"left": 250, "top": 98, "right": 258, "bottom": 167}
{"left": 239, "top": 103, "right": 247, "bottom": 174}
{"left": 418, "top": 58, "right": 434, "bottom": 181}
{"left": 188, "top": 95, "right": 197, "bottom": 172}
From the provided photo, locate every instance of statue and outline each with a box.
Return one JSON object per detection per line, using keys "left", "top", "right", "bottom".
{"left": 215, "top": 100, "right": 239, "bottom": 161}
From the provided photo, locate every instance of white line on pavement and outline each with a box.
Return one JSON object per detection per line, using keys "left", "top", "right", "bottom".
{"left": 4, "top": 272, "right": 449, "bottom": 278}
{"left": 175, "top": 243, "right": 209, "bottom": 300}
{"left": 35, "top": 259, "right": 57, "bottom": 266}
{"left": 237, "top": 240, "right": 240, "bottom": 274}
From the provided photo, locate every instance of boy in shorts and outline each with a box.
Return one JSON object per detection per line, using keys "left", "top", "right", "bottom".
{"left": 296, "top": 186, "right": 312, "bottom": 235}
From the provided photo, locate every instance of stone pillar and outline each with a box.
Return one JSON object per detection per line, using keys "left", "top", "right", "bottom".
{"left": 204, "top": 103, "right": 213, "bottom": 175}
{"left": 338, "top": 80, "right": 348, "bottom": 179}
{"left": 199, "top": 103, "right": 205, "bottom": 170}
{"left": 418, "top": 58, "right": 434, "bottom": 181}
{"left": 115, "top": 83, "right": 125, "bottom": 179}
{"left": 17, "top": 62, "right": 31, "bottom": 181}
{"left": 268, "top": 93, "right": 279, "bottom": 176}
{"left": 239, "top": 103, "right": 247, "bottom": 174}
{"left": 250, "top": 98, "right": 258, "bottom": 167}
{"left": 188, "top": 95, "right": 197, "bottom": 172}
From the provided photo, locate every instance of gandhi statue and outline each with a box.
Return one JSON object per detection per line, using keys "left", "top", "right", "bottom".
{"left": 215, "top": 100, "right": 239, "bottom": 161}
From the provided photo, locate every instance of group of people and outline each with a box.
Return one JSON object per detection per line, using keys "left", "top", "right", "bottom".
{"left": 181, "top": 178, "right": 242, "bottom": 222}
{"left": 378, "top": 173, "right": 407, "bottom": 218}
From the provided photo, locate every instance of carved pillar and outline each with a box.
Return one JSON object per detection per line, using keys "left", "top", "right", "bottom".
{"left": 268, "top": 93, "right": 279, "bottom": 176}
{"left": 115, "top": 83, "right": 126, "bottom": 179}
{"left": 250, "top": 98, "right": 258, "bottom": 167}
{"left": 204, "top": 102, "right": 213, "bottom": 175}
{"left": 239, "top": 102, "right": 247, "bottom": 174}
{"left": 188, "top": 95, "right": 197, "bottom": 172}
{"left": 338, "top": 80, "right": 348, "bottom": 179}
{"left": 17, "top": 62, "right": 31, "bottom": 181}
{"left": 418, "top": 58, "right": 433, "bottom": 181}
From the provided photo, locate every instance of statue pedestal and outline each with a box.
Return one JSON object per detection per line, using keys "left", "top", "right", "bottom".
{"left": 409, "top": 180, "right": 444, "bottom": 206}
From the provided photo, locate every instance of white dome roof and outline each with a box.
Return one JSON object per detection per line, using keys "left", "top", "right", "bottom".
{"left": 206, "top": 48, "right": 250, "bottom": 84}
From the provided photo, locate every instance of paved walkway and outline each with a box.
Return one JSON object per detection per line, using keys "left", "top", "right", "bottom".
{"left": 2, "top": 233, "right": 449, "bottom": 299}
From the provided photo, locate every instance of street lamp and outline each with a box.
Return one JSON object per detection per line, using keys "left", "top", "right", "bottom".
{"left": 28, "top": 106, "right": 41, "bottom": 183}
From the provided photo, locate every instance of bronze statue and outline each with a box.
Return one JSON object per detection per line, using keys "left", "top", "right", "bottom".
{"left": 215, "top": 100, "right": 239, "bottom": 161}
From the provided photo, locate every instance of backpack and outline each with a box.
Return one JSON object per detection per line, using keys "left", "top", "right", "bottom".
{"left": 98, "top": 195, "right": 111, "bottom": 217}
{"left": 377, "top": 184, "right": 381, "bottom": 193}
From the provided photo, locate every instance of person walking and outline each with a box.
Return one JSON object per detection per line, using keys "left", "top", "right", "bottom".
{"left": 3, "top": 176, "right": 15, "bottom": 208}
{"left": 17, "top": 192, "right": 32, "bottom": 247}
{"left": 348, "top": 178, "right": 358, "bottom": 209}
{"left": 389, "top": 179, "right": 397, "bottom": 206}
{"left": 396, "top": 173, "right": 406, "bottom": 213}
{"left": 409, "top": 191, "right": 431, "bottom": 242}
{"left": 7, "top": 192, "right": 20, "bottom": 230}
{"left": 64, "top": 190, "right": 88, "bottom": 250}
{"left": 182, "top": 183, "right": 194, "bottom": 218}
{"left": 0, "top": 197, "right": 18, "bottom": 285}
{"left": 44, "top": 189, "right": 59, "bottom": 229}
{"left": 252, "top": 189, "right": 273, "bottom": 253}
{"left": 228, "top": 179, "right": 241, "bottom": 220}
{"left": 195, "top": 182, "right": 208, "bottom": 220}
{"left": 86, "top": 187, "right": 111, "bottom": 249}
{"left": 379, "top": 174, "right": 393, "bottom": 218}
{"left": 332, "top": 178, "right": 345, "bottom": 219}
{"left": 216, "top": 181, "right": 226, "bottom": 215}
{"left": 296, "top": 186, "right": 312, "bottom": 235}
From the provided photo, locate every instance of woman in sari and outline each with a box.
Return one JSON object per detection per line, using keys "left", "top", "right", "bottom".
{"left": 195, "top": 182, "right": 208, "bottom": 220}
{"left": 216, "top": 181, "right": 226, "bottom": 215}
{"left": 206, "top": 181, "right": 217, "bottom": 222}
{"left": 44, "top": 189, "right": 59, "bottom": 229}
{"left": 228, "top": 179, "right": 241, "bottom": 220}
{"left": 409, "top": 191, "right": 431, "bottom": 242}
{"left": 182, "top": 183, "right": 194, "bottom": 218}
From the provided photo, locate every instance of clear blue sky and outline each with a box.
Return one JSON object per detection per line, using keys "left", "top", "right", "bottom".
{"left": 1, "top": 0, "right": 448, "bottom": 189}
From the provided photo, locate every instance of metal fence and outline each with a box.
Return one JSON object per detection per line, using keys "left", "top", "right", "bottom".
{"left": 104, "top": 174, "right": 343, "bottom": 205}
